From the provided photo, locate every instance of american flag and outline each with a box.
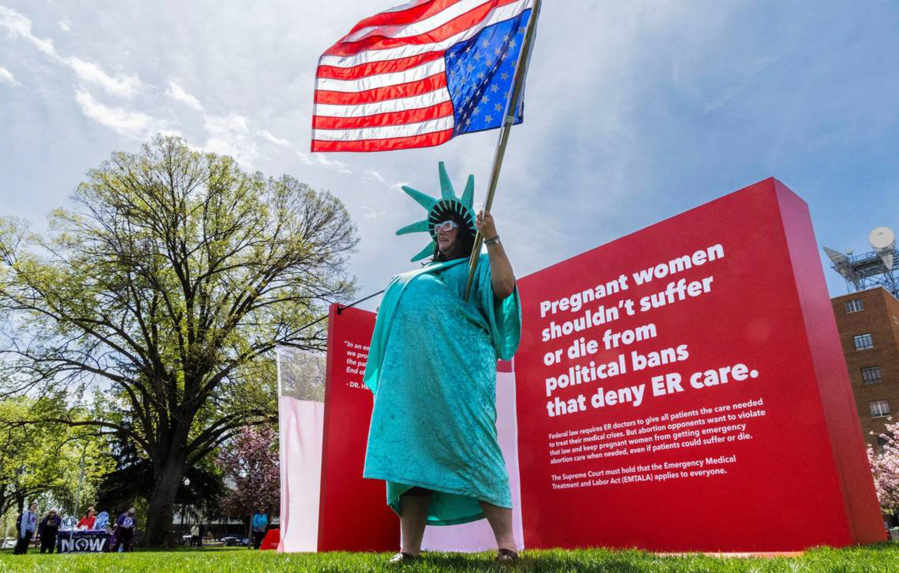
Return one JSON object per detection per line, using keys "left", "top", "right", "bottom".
{"left": 312, "top": 0, "right": 534, "bottom": 153}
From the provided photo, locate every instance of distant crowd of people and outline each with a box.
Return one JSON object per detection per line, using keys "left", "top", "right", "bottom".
{"left": 186, "top": 507, "right": 271, "bottom": 550}
{"left": 13, "top": 503, "right": 138, "bottom": 555}
{"left": 13, "top": 502, "right": 274, "bottom": 554}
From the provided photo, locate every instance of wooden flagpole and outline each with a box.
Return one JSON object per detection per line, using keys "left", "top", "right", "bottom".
{"left": 463, "top": 0, "right": 543, "bottom": 302}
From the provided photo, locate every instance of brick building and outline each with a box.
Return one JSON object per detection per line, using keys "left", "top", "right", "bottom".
{"left": 831, "top": 287, "right": 899, "bottom": 450}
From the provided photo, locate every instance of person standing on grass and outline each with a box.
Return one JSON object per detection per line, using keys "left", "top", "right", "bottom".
{"left": 362, "top": 171, "right": 522, "bottom": 565}
{"left": 190, "top": 523, "right": 200, "bottom": 547}
{"left": 197, "top": 522, "right": 206, "bottom": 547}
{"left": 112, "top": 507, "right": 137, "bottom": 552}
{"left": 13, "top": 502, "right": 39, "bottom": 555}
{"left": 37, "top": 508, "right": 62, "bottom": 554}
{"left": 250, "top": 508, "right": 268, "bottom": 549}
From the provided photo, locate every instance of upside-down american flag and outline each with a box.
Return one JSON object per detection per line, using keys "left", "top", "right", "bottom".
{"left": 312, "top": 0, "right": 534, "bottom": 152}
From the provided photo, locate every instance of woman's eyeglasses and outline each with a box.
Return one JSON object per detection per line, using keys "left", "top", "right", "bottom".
{"left": 433, "top": 220, "right": 459, "bottom": 233}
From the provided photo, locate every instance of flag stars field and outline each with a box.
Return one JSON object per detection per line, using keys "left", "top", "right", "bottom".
{"left": 446, "top": 12, "right": 530, "bottom": 136}
{"left": 311, "top": 0, "right": 535, "bottom": 152}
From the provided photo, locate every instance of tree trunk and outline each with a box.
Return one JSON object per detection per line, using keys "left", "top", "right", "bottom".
{"left": 143, "top": 453, "right": 186, "bottom": 547}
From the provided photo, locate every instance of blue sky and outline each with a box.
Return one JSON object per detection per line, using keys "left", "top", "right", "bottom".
{"left": 1, "top": 0, "right": 898, "bottom": 308}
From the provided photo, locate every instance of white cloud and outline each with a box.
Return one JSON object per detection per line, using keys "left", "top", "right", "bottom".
{"left": 259, "top": 129, "right": 292, "bottom": 148}
{"left": 0, "top": 6, "right": 141, "bottom": 98}
{"left": 202, "top": 113, "right": 261, "bottom": 167}
{"left": 58, "top": 17, "right": 71, "bottom": 32}
{"left": 364, "top": 169, "right": 385, "bottom": 183}
{"left": 201, "top": 116, "right": 309, "bottom": 168}
{"left": 68, "top": 58, "right": 140, "bottom": 98}
{"left": 165, "top": 80, "right": 204, "bottom": 111}
{"left": 74, "top": 88, "right": 172, "bottom": 139}
{"left": 360, "top": 205, "right": 378, "bottom": 220}
{"left": 2, "top": 0, "right": 895, "bottom": 305}
{"left": 295, "top": 151, "right": 315, "bottom": 166}
{"left": 0, "top": 5, "right": 57, "bottom": 58}
{"left": 313, "top": 153, "right": 352, "bottom": 175}
{"left": 296, "top": 151, "right": 352, "bottom": 174}
{"left": 0, "top": 66, "right": 20, "bottom": 87}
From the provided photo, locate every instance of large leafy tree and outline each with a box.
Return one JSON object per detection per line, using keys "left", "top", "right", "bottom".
{"left": 0, "top": 397, "right": 112, "bottom": 519}
{"left": 0, "top": 136, "right": 357, "bottom": 546}
{"left": 95, "top": 432, "right": 224, "bottom": 531}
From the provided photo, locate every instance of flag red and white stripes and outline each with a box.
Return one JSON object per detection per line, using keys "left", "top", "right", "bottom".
{"left": 312, "top": 0, "right": 534, "bottom": 152}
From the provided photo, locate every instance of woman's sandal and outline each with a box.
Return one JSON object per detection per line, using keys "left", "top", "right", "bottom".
{"left": 389, "top": 552, "right": 421, "bottom": 564}
{"left": 496, "top": 548, "right": 520, "bottom": 565}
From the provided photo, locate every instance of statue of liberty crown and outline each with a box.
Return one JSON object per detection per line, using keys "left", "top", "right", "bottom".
{"left": 396, "top": 162, "right": 476, "bottom": 262}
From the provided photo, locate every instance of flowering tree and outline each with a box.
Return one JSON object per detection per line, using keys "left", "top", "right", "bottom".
{"left": 216, "top": 425, "right": 280, "bottom": 526}
{"left": 868, "top": 418, "right": 899, "bottom": 514}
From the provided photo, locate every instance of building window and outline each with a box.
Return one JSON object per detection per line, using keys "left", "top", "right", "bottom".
{"left": 854, "top": 333, "right": 874, "bottom": 351}
{"left": 862, "top": 366, "right": 883, "bottom": 384}
{"left": 871, "top": 400, "right": 891, "bottom": 418}
{"left": 845, "top": 299, "right": 864, "bottom": 313}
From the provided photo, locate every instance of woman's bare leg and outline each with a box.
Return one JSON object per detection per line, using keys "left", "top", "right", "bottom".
{"left": 478, "top": 501, "right": 516, "bottom": 552}
{"left": 399, "top": 494, "right": 431, "bottom": 556}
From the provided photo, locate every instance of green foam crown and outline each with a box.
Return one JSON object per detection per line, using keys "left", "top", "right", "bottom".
{"left": 396, "top": 162, "right": 476, "bottom": 262}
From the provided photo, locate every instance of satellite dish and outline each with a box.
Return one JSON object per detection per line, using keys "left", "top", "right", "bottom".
{"left": 870, "top": 226, "right": 896, "bottom": 251}
{"left": 824, "top": 247, "right": 850, "bottom": 266}
{"left": 870, "top": 227, "right": 896, "bottom": 271}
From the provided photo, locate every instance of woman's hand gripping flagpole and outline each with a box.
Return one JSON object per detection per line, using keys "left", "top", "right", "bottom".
{"left": 463, "top": 0, "right": 544, "bottom": 302}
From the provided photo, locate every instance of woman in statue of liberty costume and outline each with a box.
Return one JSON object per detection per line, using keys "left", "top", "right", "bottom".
{"left": 362, "top": 162, "right": 521, "bottom": 564}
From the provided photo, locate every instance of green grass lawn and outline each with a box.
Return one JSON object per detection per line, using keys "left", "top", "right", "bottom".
{"left": 1, "top": 544, "right": 898, "bottom": 573}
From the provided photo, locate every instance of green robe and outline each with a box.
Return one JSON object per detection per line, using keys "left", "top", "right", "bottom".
{"left": 362, "top": 254, "right": 521, "bottom": 525}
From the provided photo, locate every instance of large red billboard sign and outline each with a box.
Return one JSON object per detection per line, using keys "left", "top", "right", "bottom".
{"left": 318, "top": 305, "right": 399, "bottom": 552}
{"left": 513, "top": 178, "right": 884, "bottom": 550}
{"left": 285, "top": 178, "right": 884, "bottom": 553}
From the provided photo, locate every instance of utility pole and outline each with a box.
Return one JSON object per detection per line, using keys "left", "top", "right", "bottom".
{"left": 73, "top": 441, "right": 88, "bottom": 517}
